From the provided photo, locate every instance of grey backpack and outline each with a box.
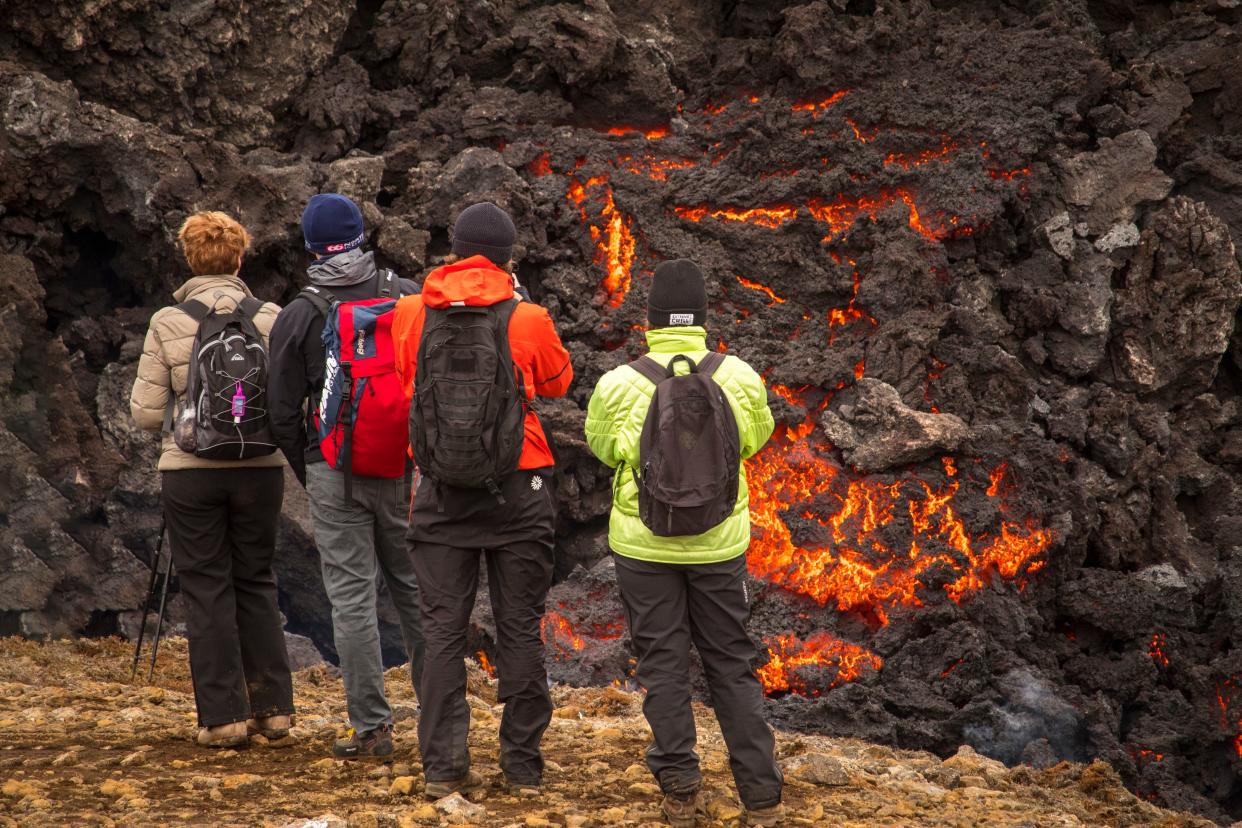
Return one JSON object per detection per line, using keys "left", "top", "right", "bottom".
{"left": 629, "top": 352, "right": 740, "bottom": 537}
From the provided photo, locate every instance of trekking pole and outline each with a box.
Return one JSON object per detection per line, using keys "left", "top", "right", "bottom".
{"left": 147, "top": 544, "right": 174, "bottom": 683}
{"left": 130, "top": 517, "right": 166, "bottom": 681}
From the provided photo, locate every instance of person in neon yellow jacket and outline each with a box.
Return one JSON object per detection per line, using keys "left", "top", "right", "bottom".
{"left": 584, "top": 259, "right": 783, "bottom": 827}
{"left": 584, "top": 330, "right": 775, "bottom": 564}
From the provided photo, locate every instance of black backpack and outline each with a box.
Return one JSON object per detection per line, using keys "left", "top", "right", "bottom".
{"left": 167, "top": 297, "right": 278, "bottom": 460}
{"left": 408, "top": 299, "right": 526, "bottom": 497}
{"left": 629, "top": 352, "right": 740, "bottom": 537}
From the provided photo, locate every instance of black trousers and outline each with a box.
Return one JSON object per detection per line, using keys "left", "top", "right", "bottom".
{"left": 613, "top": 552, "right": 783, "bottom": 810}
{"left": 408, "top": 469, "right": 556, "bottom": 784}
{"left": 162, "top": 467, "right": 294, "bottom": 727}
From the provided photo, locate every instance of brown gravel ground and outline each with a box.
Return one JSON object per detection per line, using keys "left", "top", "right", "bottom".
{"left": 0, "top": 637, "right": 1216, "bottom": 827}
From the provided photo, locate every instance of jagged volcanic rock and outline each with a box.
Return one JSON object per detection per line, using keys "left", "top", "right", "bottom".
{"left": 2, "top": 0, "right": 1242, "bottom": 822}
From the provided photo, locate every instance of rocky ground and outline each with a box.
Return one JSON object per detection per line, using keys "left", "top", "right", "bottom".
{"left": 0, "top": 637, "right": 1217, "bottom": 828}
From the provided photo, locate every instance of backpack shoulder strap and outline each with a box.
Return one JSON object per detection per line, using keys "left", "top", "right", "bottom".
{"left": 697, "top": 351, "right": 726, "bottom": 378}
{"left": 238, "top": 296, "right": 264, "bottom": 322}
{"left": 176, "top": 299, "right": 211, "bottom": 323}
{"left": 377, "top": 269, "right": 399, "bottom": 299}
{"left": 629, "top": 355, "right": 668, "bottom": 386}
{"left": 298, "top": 285, "right": 337, "bottom": 317}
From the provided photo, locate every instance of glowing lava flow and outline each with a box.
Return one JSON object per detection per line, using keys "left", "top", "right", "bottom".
{"left": 542, "top": 610, "right": 586, "bottom": 657}
{"left": 675, "top": 191, "right": 944, "bottom": 241}
{"left": 884, "top": 138, "right": 959, "bottom": 170}
{"left": 827, "top": 268, "right": 876, "bottom": 343}
{"left": 1148, "top": 633, "right": 1169, "bottom": 668}
{"left": 757, "top": 631, "right": 882, "bottom": 696}
{"left": 1217, "top": 679, "right": 1242, "bottom": 758}
{"left": 620, "top": 154, "right": 697, "bottom": 182}
{"left": 568, "top": 174, "right": 637, "bottom": 308}
{"left": 475, "top": 650, "right": 496, "bottom": 678}
{"left": 744, "top": 399, "right": 1054, "bottom": 625}
{"left": 603, "top": 125, "right": 669, "bottom": 139}
{"left": 792, "top": 90, "right": 849, "bottom": 115}
{"left": 736, "top": 275, "right": 786, "bottom": 304}
{"left": 675, "top": 204, "right": 799, "bottom": 229}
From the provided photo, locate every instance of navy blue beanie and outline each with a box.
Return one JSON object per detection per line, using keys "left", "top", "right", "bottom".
{"left": 302, "top": 193, "right": 365, "bottom": 255}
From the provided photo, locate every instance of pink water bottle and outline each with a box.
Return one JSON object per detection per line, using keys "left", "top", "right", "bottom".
{"left": 231, "top": 382, "right": 246, "bottom": 423}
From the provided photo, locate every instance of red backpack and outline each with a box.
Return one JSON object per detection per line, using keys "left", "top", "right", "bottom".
{"left": 300, "top": 271, "right": 410, "bottom": 497}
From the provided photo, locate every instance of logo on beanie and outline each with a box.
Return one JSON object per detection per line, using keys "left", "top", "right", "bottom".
{"left": 669, "top": 313, "right": 695, "bottom": 325}
{"left": 321, "top": 231, "right": 366, "bottom": 254}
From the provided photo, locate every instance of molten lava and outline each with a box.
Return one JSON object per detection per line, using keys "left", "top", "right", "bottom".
{"left": 744, "top": 419, "right": 1054, "bottom": 624}
{"left": 757, "top": 631, "right": 882, "bottom": 696}
{"left": 603, "top": 125, "right": 669, "bottom": 139}
{"left": 542, "top": 610, "right": 586, "bottom": 657}
{"left": 791, "top": 90, "right": 849, "bottom": 114}
{"left": 674, "top": 204, "right": 800, "bottom": 229}
{"left": 736, "top": 275, "right": 786, "bottom": 304}
{"left": 1217, "top": 680, "right": 1242, "bottom": 758}
{"left": 883, "top": 138, "right": 959, "bottom": 170}
{"left": 567, "top": 174, "right": 637, "bottom": 308}
{"left": 806, "top": 190, "right": 940, "bottom": 241}
{"left": 475, "top": 650, "right": 496, "bottom": 678}
{"left": 620, "top": 154, "right": 697, "bottom": 181}
{"left": 1148, "top": 633, "right": 1169, "bottom": 668}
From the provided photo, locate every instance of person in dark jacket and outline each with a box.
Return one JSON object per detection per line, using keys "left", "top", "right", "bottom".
{"left": 392, "top": 202, "right": 573, "bottom": 798}
{"left": 267, "top": 193, "right": 425, "bottom": 758}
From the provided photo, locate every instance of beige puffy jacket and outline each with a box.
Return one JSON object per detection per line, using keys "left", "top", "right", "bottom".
{"left": 130, "top": 274, "right": 286, "bottom": 471}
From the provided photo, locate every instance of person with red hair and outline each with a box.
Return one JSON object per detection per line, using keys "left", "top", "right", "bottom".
{"left": 130, "top": 210, "right": 294, "bottom": 749}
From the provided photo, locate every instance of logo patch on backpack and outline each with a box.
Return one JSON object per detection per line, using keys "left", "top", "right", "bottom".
{"left": 530, "top": 474, "right": 543, "bottom": 492}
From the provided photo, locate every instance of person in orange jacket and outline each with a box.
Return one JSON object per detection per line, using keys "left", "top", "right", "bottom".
{"left": 392, "top": 202, "right": 573, "bottom": 798}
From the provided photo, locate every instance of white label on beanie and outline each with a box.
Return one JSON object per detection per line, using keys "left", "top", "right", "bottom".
{"left": 669, "top": 313, "right": 695, "bottom": 325}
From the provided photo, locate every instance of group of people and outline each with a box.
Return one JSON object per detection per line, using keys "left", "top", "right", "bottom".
{"left": 130, "top": 194, "right": 785, "bottom": 826}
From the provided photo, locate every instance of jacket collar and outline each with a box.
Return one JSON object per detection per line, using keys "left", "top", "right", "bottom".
{"left": 644, "top": 326, "right": 708, "bottom": 353}
{"left": 172, "top": 274, "right": 251, "bottom": 303}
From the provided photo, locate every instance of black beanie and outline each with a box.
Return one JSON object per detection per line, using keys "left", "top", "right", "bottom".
{"left": 648, "top": 259, "right": 708, "bottom": 328}
{"left": 452, "top": 202, "right": 516, "bottom": 266}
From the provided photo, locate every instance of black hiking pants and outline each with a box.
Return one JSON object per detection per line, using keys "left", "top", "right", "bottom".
{"left": 613, "top": 552, "right": 783, "bottom": 810}
{"left": 162, "top": 467, "right": 294, "bottom": 727}
{"left": 408, "top": 469, "right": 556, "bottom": 784}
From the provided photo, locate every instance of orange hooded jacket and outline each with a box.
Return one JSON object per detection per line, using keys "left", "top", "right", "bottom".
{"left": 392, "top": 255, "right": 573, "bottom": 471}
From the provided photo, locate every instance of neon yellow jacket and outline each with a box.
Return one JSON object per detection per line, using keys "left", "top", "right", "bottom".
{"left": 584, "top": 327, "right": 775, "bottom": 564}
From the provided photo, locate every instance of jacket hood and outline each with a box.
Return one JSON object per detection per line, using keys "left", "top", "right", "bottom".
{"left": 173, "top": 274, "right": 252, "bottom": 303}
{"left": 644, "top": 326, "right": 708, "bottom": 353}
{"left": 421, "top": 255, "right": 515, "bottom": 308}
{"left": 306, "top": 248, "right": 377, "bottom": 288}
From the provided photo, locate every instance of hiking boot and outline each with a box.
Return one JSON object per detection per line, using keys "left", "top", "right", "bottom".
{"left": 424, "top": 769, "right": 484, "bottom": 800}
{"left": 332, "top": 724, "right": 393, "bottom": 759}
{"left": 196, "top": 721, "right": 249, "bottom": 749}
{"left": 661, "top": 790, "right": 702, "bottom": 827}
{"left": 505, "top": 777, "right": 541, "bottom": 796}
{"left": 746, "top": 803, "right": 785, "bottom": 827}
{"left": 246, "top": 714, "right": 293, "bottom": 740}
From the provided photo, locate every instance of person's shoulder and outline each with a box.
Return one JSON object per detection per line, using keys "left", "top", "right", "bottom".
{"left": 253, "top": 300, "right": 282, "bottom": 334}
{"left": 715, "top": 352, "right": 766, "bottom": 393}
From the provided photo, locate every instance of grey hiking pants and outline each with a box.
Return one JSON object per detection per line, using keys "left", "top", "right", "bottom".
{"left": 613, "top": 552, "right": 783, "bottom": 810}
{"left": 306, "top": 462, "right": 425, "bottom": 734}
